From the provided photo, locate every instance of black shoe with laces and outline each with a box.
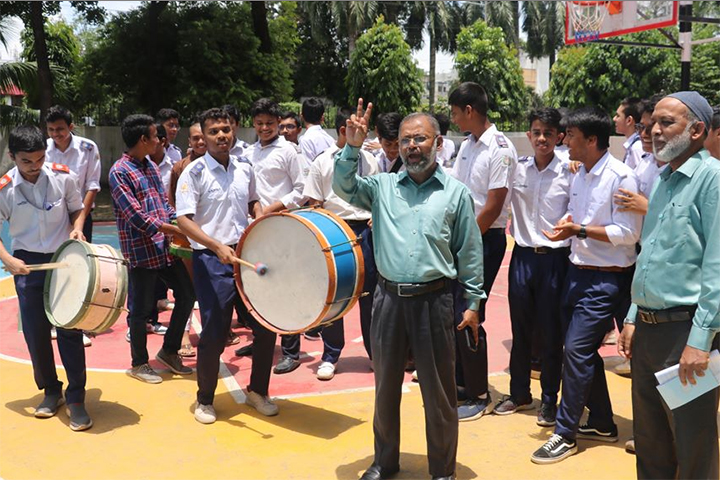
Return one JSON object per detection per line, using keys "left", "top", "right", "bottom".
{"left": 531, "top": 433, "right": 578, "bottom": 464}
{"left": 536, "top": 402, "right": 557, "bottom": 427}
{"left": 577, "top": 422, "right": 618, "bottom": 443}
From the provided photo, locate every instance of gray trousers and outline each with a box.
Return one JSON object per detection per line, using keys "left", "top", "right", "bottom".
{"left": 632, "top": 319, "right": 719, "bottom": 480}
{"left": 371, "top": 282, "right": 457, "bottom": 478}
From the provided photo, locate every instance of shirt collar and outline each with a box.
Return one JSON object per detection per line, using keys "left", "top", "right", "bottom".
{"left": 663, "top": 149, "right": 708, "bottom": 180}
{"left": 476, "top": 124, "right": 498, "bottom": 147}
{"left": 530, "top": 154, "right": 562, "bottom": 173}
{"left": 585, "top": 151, "right": 611, "bottom": 177}
{"left": 254, "top": 136, "right": 283, "bottom": 150}
{"left": 47, "top": 134, "right": 78, "bottom": 154}
{"left": 203, "top": 152, "right": 237, "bottom": 172}
{"left": 124, "top": 153, "right": 150, "bottom": 168}
{"left": 397, "top": 163, "right": 446, "bottom": 187}
{"left": 623, "top": 132, "right": 639, "bottom": 149}
{"left": 306, "top": 125, "right": 322, "bottom": 133}
{"left": 14, "top": 164, "right": 49, "bottom": 187}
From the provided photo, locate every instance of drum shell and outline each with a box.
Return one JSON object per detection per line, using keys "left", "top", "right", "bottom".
{"left": 235, "top": 208, "right": 364, "bottom": 334}
{"left": 43, "top": 240, "right": 128, "bottom": 334}
{"left": 170, "top": 230, "right": 192, "bottom": 260}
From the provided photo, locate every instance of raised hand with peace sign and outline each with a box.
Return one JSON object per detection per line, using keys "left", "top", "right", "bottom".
{"left": 345, "top": 98, "right": 373, "bottom": 148}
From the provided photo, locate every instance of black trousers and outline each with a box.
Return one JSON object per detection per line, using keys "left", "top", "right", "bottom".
{"left": 371, "top": 281, "right": 457, "bottom": 478}
{"left": 15, "top": 250, "right": 87, "bottom": 404}
{"left": 127, "top": 261, "right": 195, "bottom": 367}
{"left": 632, "top": 319, "right": 720, "bottom": 479}
{"left": 455, "top": 227, "right": 504, "bottom": 398}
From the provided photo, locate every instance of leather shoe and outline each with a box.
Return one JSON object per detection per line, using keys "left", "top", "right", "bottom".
{"left": 359, "top": 463, "right": 399, "bottom": 480}
{"left": 235, "top": 343, "right": 253, "bottom": 357}
{"left": 273, "top": 356, "right": 300, "bottom": 374}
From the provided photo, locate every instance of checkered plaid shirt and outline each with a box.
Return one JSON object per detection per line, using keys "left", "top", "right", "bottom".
{"left": 109, "top": 154, "right": 175, "bottom": 269}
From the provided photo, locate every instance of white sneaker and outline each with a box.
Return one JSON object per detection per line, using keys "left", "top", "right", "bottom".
{"left": 194, "top": 402, "right": 216, "bottom": 424}
{"left": 82, "top": 333, "right": 92, "bottom": 347}
{"left": 316, "top": 361, "right": 336, "bottom": 380}
{"left": 245, "top": 390, "right": 278, "bottom": 416}
{"left": 147, "top": 323, "right": 168, "bottom": 335}
{"left": 51, "top": 327, "right": 57, "bottom": 340}
{"left": 194, "top": 301, "right": 199, "bottom": 310}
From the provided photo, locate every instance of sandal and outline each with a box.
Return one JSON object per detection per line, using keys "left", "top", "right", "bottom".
{"left": 179, "top": 343, "right": 195, "bottom": 357}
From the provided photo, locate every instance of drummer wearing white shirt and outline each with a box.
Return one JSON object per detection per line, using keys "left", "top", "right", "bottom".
{"left": 532, "top": 107, "right": 641, "bottom": 465}
{"left": 497, "top": 109, "right": 571, "bottom": 425}
{"left": 176, "top": 108, "right": 278, "bottom": 424}
{"left": 45, "top": 105, "right": 101, "bottom": 243}
{"left": 0, "top": 126, "right": 92, "bottom": 431}
{"left": 301, "top": 108, "right": 380, "bottom": 379}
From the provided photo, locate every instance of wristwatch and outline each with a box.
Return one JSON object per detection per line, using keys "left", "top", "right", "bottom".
{"left": 577, "top": 224, "right": 587, "bottom": 239}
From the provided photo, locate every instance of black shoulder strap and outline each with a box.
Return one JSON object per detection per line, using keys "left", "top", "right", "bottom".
{"left": 389, "top": 159, "right": 402, "bottom": 174}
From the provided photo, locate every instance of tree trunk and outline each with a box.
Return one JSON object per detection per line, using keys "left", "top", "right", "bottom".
{"left": 29, "top": 2, "right": 52, "bottom": 131}
{"left": 429, "top": 20, "right": 437, "bottom": 113}
{"left": 146, "top": 1, "right": 167, "bottom": 114}
{"left": 251, "top": 1, "right": 272, "bottom": 54}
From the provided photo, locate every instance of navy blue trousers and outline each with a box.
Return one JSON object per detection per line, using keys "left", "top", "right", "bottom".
{"left": 14, "top": 250, "right": 86, "bottom": 404}
{"left": 555, "top": 264, "right": 633, "bottom": 440}
{"left": 192, "top": 249, "right": 276, "bottom": 405}
{"left": 508, "top": 246, "right": 569, "bottom": 405}
{"left": 455, "top": 227, "right": 505, "bottom": 398}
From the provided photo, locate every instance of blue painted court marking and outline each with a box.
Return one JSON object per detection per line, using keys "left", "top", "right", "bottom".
{"left": 0, "top": 222, "right": 121, "bottom": 280}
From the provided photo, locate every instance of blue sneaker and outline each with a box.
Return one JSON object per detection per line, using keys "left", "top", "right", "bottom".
{"left": 457, "top": 394, "right": 493, "bottom": 422}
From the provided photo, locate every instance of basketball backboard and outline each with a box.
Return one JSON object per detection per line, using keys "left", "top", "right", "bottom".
{"left": 565, "top": 1, "right": 679, "bottom": 45}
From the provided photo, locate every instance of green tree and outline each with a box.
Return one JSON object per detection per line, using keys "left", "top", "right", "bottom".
{"left": 522, "top": 1, "right": 565, "bottom": 71}
{"left": 301, "top": 1, "right": 379, "bottom": 58}
{"left": 454, "top": 21, "right": 528, "bottom": 125}
{"left": 346, "top": 18, "right": 423, "bottom": 122}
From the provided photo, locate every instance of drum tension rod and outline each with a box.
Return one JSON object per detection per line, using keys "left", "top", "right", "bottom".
{"left": 321, "top": 235, "right": 362, "bottom": 252}
{"left": 328, "top": 291, "right": 370, "bottom": 304}
{"left": 86, "top": 253, "right": 129, "bottom": 264}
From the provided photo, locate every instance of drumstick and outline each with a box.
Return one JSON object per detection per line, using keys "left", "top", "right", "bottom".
{"left": 3, "top": 262, "right": 69, "bottom": 273}
{"left": 234, "top": 258, "right": 268, "bottom": 276}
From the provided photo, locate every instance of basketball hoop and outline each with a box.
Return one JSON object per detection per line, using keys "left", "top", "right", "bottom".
{"left": 567, "top": 1, "right": 622, "bottom": 43}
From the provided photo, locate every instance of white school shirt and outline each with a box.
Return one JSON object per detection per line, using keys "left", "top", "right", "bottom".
{"left": 510, "top": 154, "right": 573, "bottom": 248}
{"left": 376, "top": 150, "right": 404, "bottom": 174}
{"left": 566, "top": 152, "right": 642, "bottom": 267}
{"left": 634, "top": 152, "right": 667, "bottom": 199}
{"left": 303, "top": 144, "right": 378, "bottom": 221}
{"left": 45, "top": 134, "right": 101, "bottom": 201}
{"left": 175, "top": 153, "right": 258, "bottom": 250}
{"left": 436, "top": 136, "right": 456, "bottom": 167}
{"left": 622, "top": 133, "right": 644, "bottom": 171}
{"left": 166, "top": 144, "right": 183, "bottom": 165}
{"left": 299, "top": 125, "right": 335, "bottom": 161}
{"left": 147, "top": 154, "right": 174, "bottom": 197}
{"left": 450, "top": 124, "right": 517, "bottom": 229}
{"left": 0, "top": 164, "right": 83, "bottom": 253}
{"left": 230, "top": 138, "right": 250, "bottom": 158}
{"left": 245, "top": 136, "right": 306, "bottom": 209}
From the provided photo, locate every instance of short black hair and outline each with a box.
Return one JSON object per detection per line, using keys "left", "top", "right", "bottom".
{"left": 620, "top": 97, "right": 643, "bottom": 124}
{"left": 335, "top": 107, "right": 353, "bottom": 134}
{"left": 376, "top": 112, "right": 402, "bottom": 141}
{"left": 301, "top": 97, "right": 325, "bottom": 124}
{"left": 250, "top": 98, "right": 280, "bottom": 118}
{"left": 121, "top": 114, "right": 154, "bottom": 148}
{"left": 527, "top": 108, "right": 562, "bottom": 131}
{"left": 280, "top": 110, "right": 302, "bottom": 127}
{"left": 448, "top": 82, "right": 488, "bottom": 117}
{"left": 8, "top": 125, "right": 45, "bottom": 154}
{"left": 46, "top": 105, "right": 73, "bottom": 126}
{"left": 433, "top": 113, "right": 450, "bottom": 135}
{"left": 155, "top": 123, "right": 167, "bottom": 141}
{"left": 221, "top": 104, "right": 240, "bottom": 123}
{"left": 156, "top": 108, "right": 180, "bottom": 123}
{"left": 710, "top": 105, "right": 720, "bottom": 130}
{"left": 566, "top": 107, "right": 612, "bottom": 150}
{"left": 198, "top": 107, "right": 231, "bottom": 132}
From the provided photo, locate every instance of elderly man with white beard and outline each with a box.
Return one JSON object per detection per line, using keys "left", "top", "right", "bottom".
{"left": 618, "top": 91, "right": 720, "bottom": 480}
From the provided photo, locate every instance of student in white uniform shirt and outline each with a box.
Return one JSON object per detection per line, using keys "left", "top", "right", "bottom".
{"left": 45, "top": 105, "right": 101, "bottom": 243}
{"left": 148, "top": 124, "right": 174, "bottom": 195}
{"left": 156, "top": 108, "right": 183, "bottom": 164}
{"left": 449, "top": 81, "right": 517, "bottom": 422}
{"left": 495, "top": 108, "right": 571, "bottom": 428}
{"left": 433, "top": 113, "right": 457, "bottom": 168}
{"left": 222, "top": 104, "right": 250, "bottom": 158}
{"left": 374, "top": 112, "right": 403, "bottom": 174}
{"left": 279, "top": 111, "right": 311, "bottom": 175}
{"left": 301, "top": 108, "right": 380, "bottom": 379}
{"left": 0, "top": 126, "right": 92, "bottom": 431}
{"left": 299, "top": 97, "right": 335, "bottom": 161}
{"left": 613, "top": 97, "right": 645, "bottom": 170}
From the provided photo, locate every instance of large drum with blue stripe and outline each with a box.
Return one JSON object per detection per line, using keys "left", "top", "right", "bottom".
{"left": 235, "top": 208, "right": 364, "bottom": 334}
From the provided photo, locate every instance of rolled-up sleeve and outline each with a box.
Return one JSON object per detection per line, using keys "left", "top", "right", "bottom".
{"left": 451, "top": 191, "right": 486, "bottom": 311}
{"left": 332, "top": 145, "right": 376, "bottom": 210}
{"left": 606, "top": 174, "right": 642, "bottom": 246}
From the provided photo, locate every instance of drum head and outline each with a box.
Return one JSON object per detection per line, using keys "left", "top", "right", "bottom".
{"left": 44, "top": 240, "right": 93, "bottom": 328}
{"left": 239, "top": 215, "right": 332, "bottom": 332}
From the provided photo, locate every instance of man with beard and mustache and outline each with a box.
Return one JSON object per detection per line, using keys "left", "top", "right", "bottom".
{"left": 532, "top": 107, "right": 642, "bottom": 465}
{"left": 333, "top": 100, "right": 485, "bottom": 480}
{"left": 618, "top": 91, "right": 720, "bottom": 480}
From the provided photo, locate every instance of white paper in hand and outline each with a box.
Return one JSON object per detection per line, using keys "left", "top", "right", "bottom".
{"left": 655, "top": 350, "right": 720, "bottom": 410}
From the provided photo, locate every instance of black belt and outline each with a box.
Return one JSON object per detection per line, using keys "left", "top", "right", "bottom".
{"left": 378, "top": 276, "right": 450, "bottom": 298}
{"left": 517, "top": 245, "right": 569, "bottom": 255}
{"left": 638, "top": 306, "right": 697, "bottom": 325}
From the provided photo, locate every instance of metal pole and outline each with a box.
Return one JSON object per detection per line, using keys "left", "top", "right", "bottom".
{"left": 679, "top": 1, "right": 692, "bottom": 90}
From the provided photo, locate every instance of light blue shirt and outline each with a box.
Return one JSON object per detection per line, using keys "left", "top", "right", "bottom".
{"left": 625, "top": 150, "right": 720, "bottom": 351}
{"left": 332, "top": 145, "right": 486, "bottom": 310}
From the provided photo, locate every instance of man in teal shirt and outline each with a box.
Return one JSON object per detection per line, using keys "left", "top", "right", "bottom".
{"left": 333, "top": 100, "right": 485, "bottom": 480}
{"left": 618, "top": 91, "right": 720, "bottom": 480}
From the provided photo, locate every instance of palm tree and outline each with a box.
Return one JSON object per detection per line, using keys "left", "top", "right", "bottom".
{"left": 0, "top": 15, "right": 39, "bottom": 133}
{"left": 485, "top": 1, "right": 521, "bottom": 49}
{"left": 301, "top": 1, "right": 379, "bottom": 58}
{"left": 522, "top": 1, "right": 565, "bottom": 71}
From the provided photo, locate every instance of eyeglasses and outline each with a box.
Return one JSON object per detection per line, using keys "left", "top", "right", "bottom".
{"left": 279, "top": 124, "right": 298, "bottom": 131}
{"left": 635, "top": 123, "right": 654, "bottom": 134}
{"left": 399, "top": 135, "right": 437, "bottom": 147}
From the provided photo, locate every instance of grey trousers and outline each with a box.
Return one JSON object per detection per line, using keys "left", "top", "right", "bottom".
{"left": 632, "top": 319, "right": 719, "bottom": 480}
{"left": 370, "top": 282, "right": 457, "bottom": 478}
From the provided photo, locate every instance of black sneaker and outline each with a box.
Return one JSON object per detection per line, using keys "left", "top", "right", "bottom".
{"left": 536, "top": 402, "right": 557, "bottom": 427}
{"left": 577, "top": 423, "right": 618, "bottom": 443}
{"left": 531, "top": 434, "right": 578, "bottom": 464}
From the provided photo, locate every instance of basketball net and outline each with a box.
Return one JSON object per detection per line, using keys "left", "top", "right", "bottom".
{"left": 567, "top": 1, "right": 617, "bottom": 43}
